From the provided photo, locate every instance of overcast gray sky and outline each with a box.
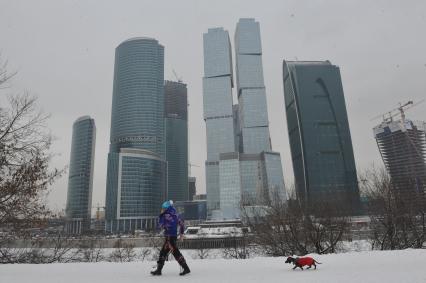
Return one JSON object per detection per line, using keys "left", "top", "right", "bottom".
{"left": 1, "top": 0, "right": 425, "bottom": 213}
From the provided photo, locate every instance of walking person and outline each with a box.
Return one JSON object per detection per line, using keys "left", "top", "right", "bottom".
{"left": 151, "top": 200, "right": 191, "bottom": 276}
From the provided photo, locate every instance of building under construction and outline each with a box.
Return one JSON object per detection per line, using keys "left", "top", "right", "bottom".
{"left": 373, "top": 103, "right": 426, "bottom": 199}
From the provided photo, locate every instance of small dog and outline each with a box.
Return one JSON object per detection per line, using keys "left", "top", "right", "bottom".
{"left": 285, "top": 256, "right": 321, "bottom": 270}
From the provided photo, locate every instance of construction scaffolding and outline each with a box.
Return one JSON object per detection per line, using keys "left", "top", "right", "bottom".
{"left": 373, "top": 102, "right": 426, "bottom": 199}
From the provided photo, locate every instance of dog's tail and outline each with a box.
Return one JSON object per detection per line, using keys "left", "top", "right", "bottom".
{"left": 314, "top": 260, "right": 322, "bottom": 264}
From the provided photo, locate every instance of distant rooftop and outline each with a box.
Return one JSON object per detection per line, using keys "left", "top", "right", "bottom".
{"left": 118, "top": 37, "right": 162, "bottom": 47}
{"left": 74, "top": 115, "right": 92, "bottom": 124}
{"left": 238, "top": 18, "right": 256, "bottom": 22}
{"left": 207, "top": 27, "right": 226, "bottom": 33}
{"left": 285, "top": 60, "right": 332, "bottom": 66}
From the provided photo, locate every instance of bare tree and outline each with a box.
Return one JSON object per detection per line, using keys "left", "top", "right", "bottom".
{"left": 241, "top": 190, "right": 350, "bottom": 256}
{"left": 303, "top": 201, "right": 350, "bottom": 254}
{"left": 0, "top": 57, "right": 63, "bottom": 263}
{"left": 361, "top": 166, "right": 426, "bottom": 250}
{"left": 0, "top": 55, "right": 16, "bottom": 88}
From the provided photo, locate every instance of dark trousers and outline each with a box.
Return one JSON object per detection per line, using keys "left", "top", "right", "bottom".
{"left": 158, "top": 236, "right": 186, "bottom": 266}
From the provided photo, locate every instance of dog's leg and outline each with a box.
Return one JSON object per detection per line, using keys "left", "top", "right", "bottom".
{"left": 299, "top": 265, "right": 304, "bottom": 271}
{"left": 313, "top": 263, "right": 316, "bottom": 270}
{"left": 307, "top": 265, "right": 311, "bottom": 269}
{"left": 292, "top": 265, "right": 297, "bottom": 270}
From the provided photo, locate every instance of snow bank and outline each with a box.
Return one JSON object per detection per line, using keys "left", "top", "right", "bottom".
{"left": 1, "top": 249, "right": 425, "bottom": 283}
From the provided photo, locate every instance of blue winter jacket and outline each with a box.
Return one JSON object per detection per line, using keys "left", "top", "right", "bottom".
{"left": 158, "top": 206, "right": 185, "bottom": 237}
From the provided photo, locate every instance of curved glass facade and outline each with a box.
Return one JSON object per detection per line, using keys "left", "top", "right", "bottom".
{"left": 109, "top": 38, "right": 165, "bottom": 156}
{"left": 65, "top": 116, "right": 96, "bottom": 234}
{"left": 105, "top": 38, "right": 167, "bottom": 232}
{"left": 283, "top": 60, "right": 360, "bottom": 211}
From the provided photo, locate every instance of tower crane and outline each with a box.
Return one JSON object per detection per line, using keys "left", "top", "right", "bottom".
{"left": 188, "top": 163, "right": 200, "bottom": 176}
{"left": 172, "top": 69, "right": 183, "bottom": 83}
{"left": 370, "top": 99, "right": 424, "bottom": 123}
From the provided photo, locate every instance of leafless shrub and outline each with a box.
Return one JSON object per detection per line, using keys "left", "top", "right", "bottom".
{"left": 0, "top": 233, "right": 77, "bottom": 264}
{"left": 76, "top": 238, "right": 105, "bottom": 262}
{"left": 138, "top": 248, "right": 152, "bottom": 261}
{"left": 222, "top": 237, "right": 250, "bottom": 260}
{"left": 144, "top": 235, "right": 162, "bottom": 261}
{"left": 108, "top": 239, "right": 136, "bottom": 262}
{"left": 241, "top": 190, "right": 350, "bottom": 256}
{"left": 193, "top": 247, "right": 211, "bottom": 259}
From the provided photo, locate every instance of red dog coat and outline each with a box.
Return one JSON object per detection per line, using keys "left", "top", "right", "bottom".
{"left": 296, "top": 257, "right": 315, "bottom": 266}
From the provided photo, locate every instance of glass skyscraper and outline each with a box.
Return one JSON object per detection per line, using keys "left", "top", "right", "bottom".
{"left": 203, "top": 19, "right": 286, "bottom": 219}
{"left": 233, "top": 18, "right": 285, "bottom": 207}
{"left": 165, "top": 80, "right": 188, "bottom": 202}
{"left": 203, "top": 28, "right": 236, "bottom": 214}
{"left": 65, "top": 116, "right": 96, "bottom": 234}
{"left": 235, "top": 18, "right": 271, "bottom": 153}
{"left": 283, "top": 60, "right": 360, "bottom": 211}
{"left": 105, "top": 38, "right": 167, "bottom": 232}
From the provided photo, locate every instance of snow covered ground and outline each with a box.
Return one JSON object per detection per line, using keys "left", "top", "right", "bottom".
{"left": 1, "top": 249, "right": 425, "bottom": 283}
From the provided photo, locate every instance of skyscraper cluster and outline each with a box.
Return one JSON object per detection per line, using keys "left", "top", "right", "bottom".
{"left": 203, "top": 19, "right": 286, "bottom": 219}
{"left": 66, "top": 17, "right": 426, "bottom": 234}
{"left": 66, "top": 38, "right": 189, "bottom": 234}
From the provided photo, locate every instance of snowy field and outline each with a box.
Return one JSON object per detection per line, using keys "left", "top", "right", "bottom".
{"left": 1, "top": 249, "right": 426, "bottom": 283}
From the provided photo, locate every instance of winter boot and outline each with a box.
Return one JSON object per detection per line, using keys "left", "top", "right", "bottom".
{"left": 150, "top": 262, "right": 164, "bottom": 276}
{"left": 179, "top": 261, "right": 191, "bottom": 276}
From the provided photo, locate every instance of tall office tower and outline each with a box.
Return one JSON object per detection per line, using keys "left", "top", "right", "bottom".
{"left": 374, "top": 119, "right": 426, "bottom": 199}
{"left": 234, "top": 18, "right": 286, "bottom": 205}
{"left": 283, "top": 60, "right": 360, "bottom": 211}
{"left": 203, "top": 28, "right": 236, "bottom": 214}
{"left": 235, "top": 18, "right": 271, "bottom": 153}
{"left": 164, "top": 80, "right": 188, "bottom": 201}
{"left": 105, "top": 38, "right": 167, "bottom": 233}
{"left": 65, "top": 116, "right": 96, "bottom": 234}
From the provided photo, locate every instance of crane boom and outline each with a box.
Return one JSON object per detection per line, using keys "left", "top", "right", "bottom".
{"left": 370, "top": 100, "right": 423, "bottom": 122}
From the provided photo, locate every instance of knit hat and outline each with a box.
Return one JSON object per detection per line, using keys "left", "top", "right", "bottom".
{"left": 161, "top": 200, "right": 174, "bottom": 209}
